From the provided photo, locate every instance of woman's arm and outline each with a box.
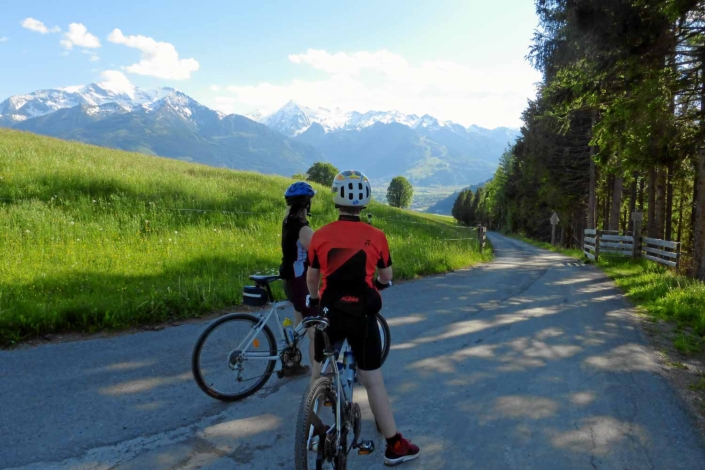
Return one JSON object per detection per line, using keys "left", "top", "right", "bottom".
{"left": 298, "top": 225, "right": 314, "bottom": 250}
{"left": 307, "top": 268, "right": 321, "bottom": 300}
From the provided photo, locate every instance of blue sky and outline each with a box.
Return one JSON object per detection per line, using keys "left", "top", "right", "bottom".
{"left": 0, "top": 0, "right": 542, "bottom": 128}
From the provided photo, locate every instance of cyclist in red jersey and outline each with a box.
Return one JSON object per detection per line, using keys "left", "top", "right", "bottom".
{"left": 306, "top": 170, "right": 420, "bottom": 466}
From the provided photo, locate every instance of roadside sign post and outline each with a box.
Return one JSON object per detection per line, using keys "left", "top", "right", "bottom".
{"left": 550, "top": 212, "right": 560, "bottom": 246}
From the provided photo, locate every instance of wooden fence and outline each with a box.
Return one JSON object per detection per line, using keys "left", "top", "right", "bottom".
{"left": 582, "top": 212, "right": 681, "bottom": 271}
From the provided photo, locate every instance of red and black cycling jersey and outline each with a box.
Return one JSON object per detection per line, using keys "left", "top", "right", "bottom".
{"left": 308, "top": 215, "right": 392, "bottom": 296}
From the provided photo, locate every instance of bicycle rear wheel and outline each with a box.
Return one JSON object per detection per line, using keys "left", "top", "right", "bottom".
{"left": 192, "top": 313, "right": 277, "bottom": 401}
{"left": 295, "top": 377, "right": 340, "bottom": 470}
{"left": 376, "top": 313, "right": 391, "bottom": 366}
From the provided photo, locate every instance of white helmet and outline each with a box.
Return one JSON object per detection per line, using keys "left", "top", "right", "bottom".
{"left": 331, "top": 170, "right": 372, "bottom": 207}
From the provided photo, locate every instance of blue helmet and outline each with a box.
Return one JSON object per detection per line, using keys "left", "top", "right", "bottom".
{"left": 285, "top": 182, "right": 316, "bottom": 206}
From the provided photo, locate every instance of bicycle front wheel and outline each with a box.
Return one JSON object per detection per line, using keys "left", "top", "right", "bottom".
{"left": 192, "top": 313, "right": 277, "bottom": 402}
{"left": 295, "top": 377, "right": 339, "bottom": 470}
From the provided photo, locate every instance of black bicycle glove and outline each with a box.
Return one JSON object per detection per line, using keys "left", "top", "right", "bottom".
{"left": 375, "top": 278, "right": 392, "bottom": 291}
{"left": 306, "top": 295, "right": 320, "bottom": 308}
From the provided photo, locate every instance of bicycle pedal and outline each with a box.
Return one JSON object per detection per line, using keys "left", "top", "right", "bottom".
{"left": 357, "top": 440, "right": 375, "bottom": 455}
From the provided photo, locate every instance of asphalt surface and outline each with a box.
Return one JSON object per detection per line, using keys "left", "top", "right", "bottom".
{"left": 2, "top": 232, "right": 705, "bottom": 469}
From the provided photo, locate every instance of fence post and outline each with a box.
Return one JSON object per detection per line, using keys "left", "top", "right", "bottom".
{"left": 676, "top": 242, "right": 681, "bottom": 275}
{"left": 477, "top": 225, "right": 486, "bottom": 252}
{"left": 631, "top": 212, "right": 643, "bottom": 259}
{"left": 595, "top": 230, "right": 601, "bottom": 263}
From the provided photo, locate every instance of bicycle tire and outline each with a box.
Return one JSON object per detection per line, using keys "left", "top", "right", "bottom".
{"left": 295, "top": 376, "right": 338, "bottom": 470}
{"left": 376, "top": 313, "right": 391, "bottom": 367}
{"left": 192, "top": 313, "right": 277, "bottom": 402}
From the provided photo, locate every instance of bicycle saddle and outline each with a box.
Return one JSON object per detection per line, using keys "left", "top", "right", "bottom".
{"left": 249, "top": 275, "right": 281, "bottom": 285}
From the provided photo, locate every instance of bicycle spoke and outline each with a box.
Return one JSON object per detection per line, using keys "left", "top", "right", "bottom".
{"left": 194, "top": 315, "right": 277, "bottom": 399}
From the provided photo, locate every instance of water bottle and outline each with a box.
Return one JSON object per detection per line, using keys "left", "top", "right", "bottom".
{"left": 282, "top": 317, "right": 295, "bottom": 345}
{"left": 343, "top": 351, "right": 356, "bottom": 385}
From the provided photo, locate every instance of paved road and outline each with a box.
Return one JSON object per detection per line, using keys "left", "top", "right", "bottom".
{"left": 3, "top": 233, "right": 705, "bottom": 469}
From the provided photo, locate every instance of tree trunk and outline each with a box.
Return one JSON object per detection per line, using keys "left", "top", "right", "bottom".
{"left": 588, "top": 151, "right": 597, "bottom": 229}
{"left": 691, "top": 170, "right": 698, "bottom": 255}
{"left": 629, "top": 172, "right": 638, "bottom": 233}
{"left": 648, "top": 167, "right": 657, "bottom": 237}
{"left": 638, "top": 175, "right": 645, "bottom": 212}
{"left": 694, "top": 151, "right": 705, "bottom": 279}
{"left": 677, "top": 181, "right": 685, "bottom": 244}
{"left": 622, "top": 206, "right": 628, "bottom": 233}
{"left": 603, "top": 175, "right": 610, "bottom": 230}
{"left": 655, "top": 167, "right": 666, "bottom": 239}
{"left": 666, "top": 162, "right": 674, "bottom": 240}
{"left": 693, "top": 59, "right": 705, "bottom": 280}
{"left": 609, "top": 175, "right": 623, "bottom": 231}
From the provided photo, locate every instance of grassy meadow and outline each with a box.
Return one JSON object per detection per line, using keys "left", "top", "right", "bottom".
{"left": 0, "top": 129, "right": 491, "bottom": 345}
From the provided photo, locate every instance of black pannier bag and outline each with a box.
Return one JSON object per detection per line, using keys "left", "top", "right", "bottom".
{"left": 243, "top": 286, "right": 268, "bottom": 307}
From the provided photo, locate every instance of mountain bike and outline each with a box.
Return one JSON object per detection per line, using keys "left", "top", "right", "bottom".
{"left": 295, "top": 312, "right": 379, "bottom": 470}
{"left": 191, "top": 275, "right": 391, "bottom": 402}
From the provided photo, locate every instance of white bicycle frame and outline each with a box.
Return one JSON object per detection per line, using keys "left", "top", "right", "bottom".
{"left": 306, "top": 331, "right": 354, "bottom": 458}
{"left": 231, "top": 300, "right": 309, "bottom": 361}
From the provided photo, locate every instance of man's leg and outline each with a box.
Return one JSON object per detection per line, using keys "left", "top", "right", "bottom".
{"left": 357, "top": 368, "right": 396, "bottom": 437}
{"left": 355, "top": 315, "right": 419, "bottom": 465}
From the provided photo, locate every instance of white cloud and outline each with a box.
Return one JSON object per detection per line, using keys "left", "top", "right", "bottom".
{"left": 98, "top": 70, "right": 136, "bottom": 96}
{"left": 216, "top": 49, "right": 541, "bottom": 128}
{"left": 21, "top": 18, "right": 60, "bottom": 34}
{"left": 107, "top": 28, "right": 199, "bottom": 80}
{"left": 81, "top": 49, "right": 100, "bottom": 62}
{"left": 60, "top": 23, "right": 100, "bottom": 50}
{"left": 0, "top": 36, "right": 7, "bottom": 43}
{"left": 210, "top": 85, "right": 221, "bottom": 92}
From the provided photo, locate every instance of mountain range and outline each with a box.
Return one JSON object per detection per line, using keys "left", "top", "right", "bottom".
{"left": 261, "top": 101, "right": 518, "bottom": 185}
{"left": 0, "top": 83, "right": 519, "bottom": 186}
{"left": 0, "top": 83, "right": 320, "bottom": 176}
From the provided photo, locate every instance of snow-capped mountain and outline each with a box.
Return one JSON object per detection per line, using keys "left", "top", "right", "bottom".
{"left": 0, "top": 81, "right": 177, "bottom": 123}
{"left": 1, "top": 80, "right": 519, "bottom": 186}
{"left": 1, "top": 84, "right": 322, "bottom": 177}
{"left": 259, "top": 100, "right": 509, "bottom": 138}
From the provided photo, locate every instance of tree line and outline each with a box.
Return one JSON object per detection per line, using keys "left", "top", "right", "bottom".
{"left": 296, "top": 162, "right": 414, "bottom": 209}
{"left": 458, "top": 0, "right": 705, "bottom": 281}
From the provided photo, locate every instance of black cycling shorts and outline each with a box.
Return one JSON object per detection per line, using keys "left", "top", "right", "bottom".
{"left": 313, "top": 310, "right": 382, "bottom": 371}
{"left": 283, "top": 275, "right": 316, "bottom": 318}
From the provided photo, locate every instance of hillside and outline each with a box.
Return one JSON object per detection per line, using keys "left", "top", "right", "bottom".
{"left": 0, "top": 129, "right": 490, "bottom": 344}
{"left": 296, "top": 122, "right": 501, "bottom": 185}
{"left": 267, "top": 102, "right": 518, "bottom": 186}
{"left": 1, "top": 84, "right": 518, "bottom": 186}
{"left": 425, "top": 181, "right": 489, "bottom": 215}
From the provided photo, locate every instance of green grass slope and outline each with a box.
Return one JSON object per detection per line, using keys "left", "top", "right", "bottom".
{"left": 0, "top": 129, "right": 491, "bottom": 345}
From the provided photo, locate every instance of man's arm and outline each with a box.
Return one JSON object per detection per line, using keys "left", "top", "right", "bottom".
{"left": 376, "top": 233, "right": 393, "bottom": 285}
{"left": 307, "top": 268, "right": 321, "bottom": 300}
{"left": 377, "top": 266, "right": 393, "bottom": 284}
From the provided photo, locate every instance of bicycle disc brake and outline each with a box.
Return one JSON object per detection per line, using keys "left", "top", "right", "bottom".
{"left": 280, "top": 346, "right": 302, "bottom": 370}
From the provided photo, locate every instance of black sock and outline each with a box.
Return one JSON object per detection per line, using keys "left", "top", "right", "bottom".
{"left": 386, "top": 433, "right": 401, "bottom": 446}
